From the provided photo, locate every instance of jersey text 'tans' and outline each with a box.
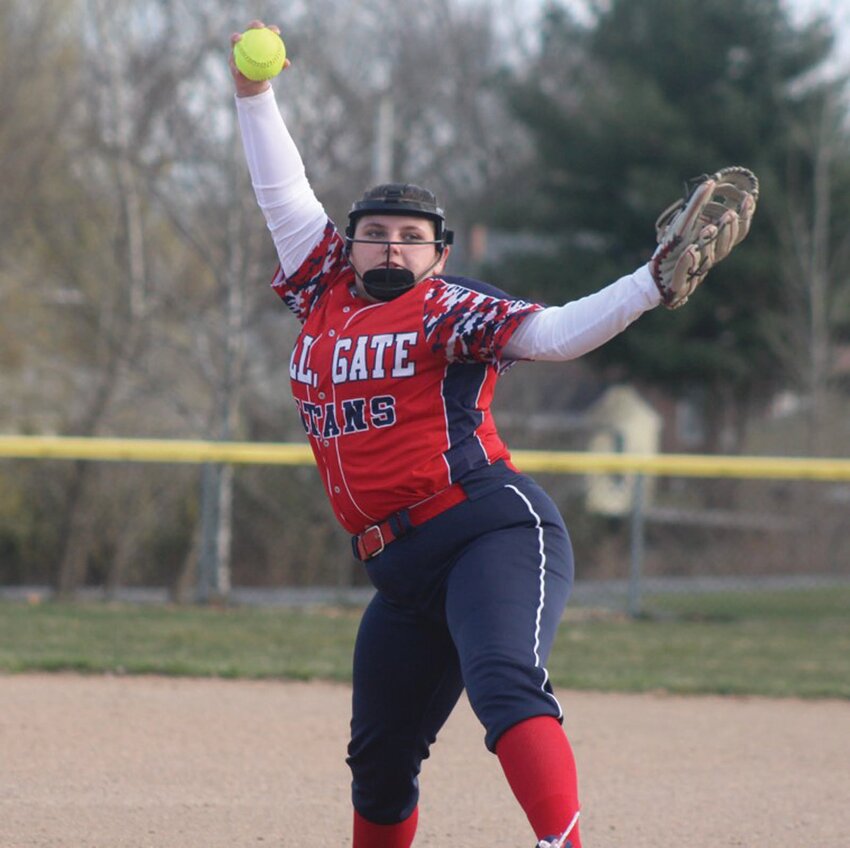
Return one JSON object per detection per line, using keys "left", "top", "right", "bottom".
{"left": 295, "top": 395, "right": 397, "bottom": 441}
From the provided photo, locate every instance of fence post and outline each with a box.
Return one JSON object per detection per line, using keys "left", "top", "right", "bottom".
{"left": 197, "top": 463, "right": 220, "bottom": 604}
{"left": 627, "top": 473, "right": 646, "bottom": 617}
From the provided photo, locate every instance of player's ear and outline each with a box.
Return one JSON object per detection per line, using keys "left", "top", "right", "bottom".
{"left": 435, "top": 245, "right": 451, "bottom": 274}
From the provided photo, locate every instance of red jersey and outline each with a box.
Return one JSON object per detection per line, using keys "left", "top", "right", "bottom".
{"left": 272, "top": 221, "right": 542, "bottom": 534}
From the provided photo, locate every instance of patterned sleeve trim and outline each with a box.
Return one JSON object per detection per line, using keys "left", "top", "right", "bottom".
{"left": 270, "top": 220, "right": 347, "bottom": 323}
{"left": 423, "top": 278, "right": 543, "bottom": 364}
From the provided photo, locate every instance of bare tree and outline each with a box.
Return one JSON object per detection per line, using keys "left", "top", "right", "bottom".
{"left": 776, "top": 84, "right": 850, "bottom": 453}
{"left": 264, "top": 0, "right": 534, "bottom": 242}
{"left": 0, "top": 0, "right": 85, "bottom": 424}
{"left": 1, "top": 0, "right": 545, "bottom": 596}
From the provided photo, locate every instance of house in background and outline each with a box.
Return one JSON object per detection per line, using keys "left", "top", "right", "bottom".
{"left": 584, "top": 385, "right": 662, "bottom": 516}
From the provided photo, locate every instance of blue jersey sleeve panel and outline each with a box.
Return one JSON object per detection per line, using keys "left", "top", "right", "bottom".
{"left": 439, "top": 274, "right": 541, "bottom": 305}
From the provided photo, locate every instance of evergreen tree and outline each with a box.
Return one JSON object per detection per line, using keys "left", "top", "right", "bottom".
{"left": 488, "top": 0, "right": 847, "bottom": 449}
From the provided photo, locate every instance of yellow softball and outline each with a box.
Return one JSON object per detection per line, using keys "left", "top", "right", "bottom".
{"left": 233, "top": 28, "right": 286, "bottom": 82}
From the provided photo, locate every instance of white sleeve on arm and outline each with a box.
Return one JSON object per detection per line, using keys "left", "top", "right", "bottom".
{"left": 503, "top": 264, "right": 662, "bottom": 361}
{"left": 235, "top": 87, "right": 328, "bottom": 277}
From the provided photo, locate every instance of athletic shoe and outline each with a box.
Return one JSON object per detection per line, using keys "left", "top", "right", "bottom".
{"left": 536, "top": 811, "right": 579, "bottom": 848}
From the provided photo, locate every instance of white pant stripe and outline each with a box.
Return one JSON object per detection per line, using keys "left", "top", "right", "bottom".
{"left": 505, "top": 483, "right": 564, "bottom": 721}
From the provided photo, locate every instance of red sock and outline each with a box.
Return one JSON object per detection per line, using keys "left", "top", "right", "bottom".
{"left": 495, "top": 716, "right": 582, "bottom": 848}
{"left": 353, "top": 806, "right": 418, "bottom": 848}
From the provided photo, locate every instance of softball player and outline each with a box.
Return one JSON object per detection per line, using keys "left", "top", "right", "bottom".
{"left": 229, "top": 22, "right": 756, "bottom": 848}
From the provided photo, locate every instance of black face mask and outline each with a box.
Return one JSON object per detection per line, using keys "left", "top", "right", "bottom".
{"left": 361, "top": 265, "right": 417, "bottom": 301}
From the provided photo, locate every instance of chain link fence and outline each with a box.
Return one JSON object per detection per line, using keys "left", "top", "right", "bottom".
{"left": 1, "top": 437, "right": 848, "bottom": 614}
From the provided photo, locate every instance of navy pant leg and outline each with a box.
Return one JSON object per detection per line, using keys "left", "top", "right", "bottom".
{"left": 347, "top": 592, "right": 465, "bottom": 824}
{"left": 347, "top": 469, "right": 574, "bottom": 821}
{"left": 445, "top": 478, "right": 574, "bottom": 751}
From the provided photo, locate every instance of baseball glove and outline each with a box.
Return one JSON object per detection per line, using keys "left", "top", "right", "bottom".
{"left": 650, "top": 166, "right": 759, "bottom": 309}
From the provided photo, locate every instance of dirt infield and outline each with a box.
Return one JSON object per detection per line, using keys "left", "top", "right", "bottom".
{"left": 2, "top": 674, "right": 848, "bottom": 847}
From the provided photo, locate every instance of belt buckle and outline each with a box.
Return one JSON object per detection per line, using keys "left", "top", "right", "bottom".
{"left": 359, "top": 524, "right": 385, "bottom": 560}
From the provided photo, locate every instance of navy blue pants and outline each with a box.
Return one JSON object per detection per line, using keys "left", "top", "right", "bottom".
{"left": 347, "top": 465, "right": 574, "bottom": 824}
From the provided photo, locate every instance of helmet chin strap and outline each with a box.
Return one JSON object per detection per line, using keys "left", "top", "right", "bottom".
{"left": 351, "top": 249, "right": 446, "bottom": 302}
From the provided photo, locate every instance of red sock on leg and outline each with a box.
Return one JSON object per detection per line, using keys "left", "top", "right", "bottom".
{"left": 495, "top": 715, "right": 582, "bottom": 848}
{"left": 353, "top": 806, "right": 418, "bottom": 848}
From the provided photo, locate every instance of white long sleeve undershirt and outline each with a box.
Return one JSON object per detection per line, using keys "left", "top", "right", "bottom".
{"left": 502, "top": 265, "right": 661, "bottom": 361}
{"left": 235, "top": 87, "right": 662, "bottom": 362}
{"left": 235, "top": 87, "right": 327, "bottom": 277}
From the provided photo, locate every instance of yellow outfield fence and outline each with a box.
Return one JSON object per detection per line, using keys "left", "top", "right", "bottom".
{"left": 1, "top": 434, "right": 850, "bottom": 481}
{"left": 1, "top": 434, "right": 848, "bottom": 612}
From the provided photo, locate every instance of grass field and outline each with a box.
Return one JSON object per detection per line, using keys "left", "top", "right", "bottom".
{"left": 1, "top": 587, "right": 848, "bottom": 698}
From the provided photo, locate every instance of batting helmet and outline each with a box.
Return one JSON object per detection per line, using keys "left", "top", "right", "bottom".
{"left": 346, "top": 183, "right": 454, "bottom": 247}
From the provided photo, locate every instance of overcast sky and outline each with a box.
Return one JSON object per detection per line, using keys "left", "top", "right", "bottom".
{"left": 789, "top": 0, "right": 850, "bottom": 61}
